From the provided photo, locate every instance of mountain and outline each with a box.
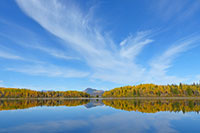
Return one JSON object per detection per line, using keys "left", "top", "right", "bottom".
{"left": 84, "top": 99, "right": 104, "bottom": 108}
{"left": 84, "top": 88, "right": 104, "bottom": 97}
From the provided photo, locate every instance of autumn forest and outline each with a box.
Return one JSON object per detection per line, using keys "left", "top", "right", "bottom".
{"left": 1, "top": 83, "right": 200, "bottom": 98}
{"left": 0, "top": 87, "right": 90, "bottom": 98}
{"left": 103, "top": 83, "right": 200, "bottom": 97}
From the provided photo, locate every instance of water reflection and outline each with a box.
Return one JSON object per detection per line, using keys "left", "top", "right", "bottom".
{"left": 1, "top": 99, "right": 200, "bottom": 133}
{"left": 103, "top": 99, "right": 200, "bottom": 113}
{"left": 1, "top": 99, "right": 200, "bottom": 113}
{"left": 0, "top": 99, "right": 90, "bottom": 111}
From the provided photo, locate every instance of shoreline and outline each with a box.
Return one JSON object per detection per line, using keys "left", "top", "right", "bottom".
{"left": 1, "top": 97, "right": 200, "bottom": 100}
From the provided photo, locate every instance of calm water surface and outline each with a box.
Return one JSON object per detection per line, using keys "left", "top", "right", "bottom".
{"left": 0, "top": 99, "right": 200, "bottom": 133}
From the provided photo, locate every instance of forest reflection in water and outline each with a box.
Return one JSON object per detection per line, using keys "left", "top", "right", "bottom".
{"left": 1, "top": 98, "right": 200, "bottom": 113}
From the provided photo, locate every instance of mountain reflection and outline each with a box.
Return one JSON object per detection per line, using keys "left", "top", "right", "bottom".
{"left": 1, "top": 99, "right": 200, "bottom": 113}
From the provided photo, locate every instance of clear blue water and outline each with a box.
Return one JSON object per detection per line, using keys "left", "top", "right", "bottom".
{"left": 0, "top": 99, "right": 200, "bottom": 133}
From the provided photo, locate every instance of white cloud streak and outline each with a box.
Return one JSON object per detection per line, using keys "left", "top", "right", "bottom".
{"left": 0, "top": 45, "right": 24, "bottom": 60}
{"left": 15, "top": 0, "right": 151, "bottom": 84}
{"left": 30, "top": 45, "right": 80, "bottom": 60}
{"left": 150, "top": 36, "right": 200, "bottom": 72}
{"left": 0, "top": 21, "right": 79, "bottom": 61}
{"left": 120, "top": 31, "right": 153, "bottom": 60}
{"left": 7, "top": 64, "right": 89, "bottom": 78}
{"left": 153, "top": 0, "right": 200, "bottom": 21}
{"left": 145, "top": 36, "right": 200, "bottom": 84}
{"left": 13, "top": 0, "right": 200, "bottom": 85}
{"left": 0, "top": 50, "right": 23, "bottom": 60}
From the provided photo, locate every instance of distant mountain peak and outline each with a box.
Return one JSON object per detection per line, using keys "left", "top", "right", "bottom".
{"left": 84, "top": 88, "right": 97, "bottom": 91}
{"left": 84, "top": 88, "right": 104, "bottom": 97}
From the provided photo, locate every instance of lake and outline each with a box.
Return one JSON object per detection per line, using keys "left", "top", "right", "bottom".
{"left": 0, "top": 99, "right": 200, "bottom": 133}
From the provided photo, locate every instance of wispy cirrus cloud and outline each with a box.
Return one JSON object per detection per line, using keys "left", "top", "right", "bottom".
{"left": 0, "top": 39, "right": 88, "bottom": 79}
{"left": 30, "top": 45, "right": 80, "bottom": 60}
{"left": 150, "top": 35, "right": 200, "bottom": 72}
{"left": 0, "top": 45, "right": 45, "bottom": 64}
{"left": 0, "top": 20, "right": 80, "bottom": 61}
{"left": 0, "top": 45, "right": 24, "bottom": 60}
{"left": 152, "top": 0, "right": 200, "bottom": 21}
{"left": 7, "top": 64, "right": 89, "bottom": 78}
{"left": 15, "top": 0, "right": 152, "bottom": 84}
{"left": 120, "top": 31, "right": 153, "bottom": 60}
{"left": 146, "top": 35, "right": 200, "bottom": 84}
{"left": 0, "top": 50, "right": 23, "bottom": 60}
{"left": 11, "top": 0, "right": 200, "bottom": 85}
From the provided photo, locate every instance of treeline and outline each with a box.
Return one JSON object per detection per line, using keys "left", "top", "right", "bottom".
{"left": 0, "top": 87, "right": 90, "bottom": 98}
{"left": 103, "top": 99, "right": 200, "bottom": 113}
{"left": 103, "top": 83, "right": 200, "bottom": 97}
{"left": 0, "top": 99, "right": 90, "bottom": 111}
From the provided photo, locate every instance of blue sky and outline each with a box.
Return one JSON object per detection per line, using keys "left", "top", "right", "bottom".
{"left": 0, "top": 0, "right": 200, "bottom": 91}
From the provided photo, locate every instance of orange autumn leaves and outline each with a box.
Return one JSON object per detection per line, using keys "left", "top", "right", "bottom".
{"left": 103, "top": 83, "right": 200, "bottom": 97}
{"left": 0, "top": 99, "right": 90, "bottom": 111}
{"left": 103, "top": 99, "right": 200, "bottom": 113}
{"left": 0, "top": 87, "right": 90, "bottom": 98}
